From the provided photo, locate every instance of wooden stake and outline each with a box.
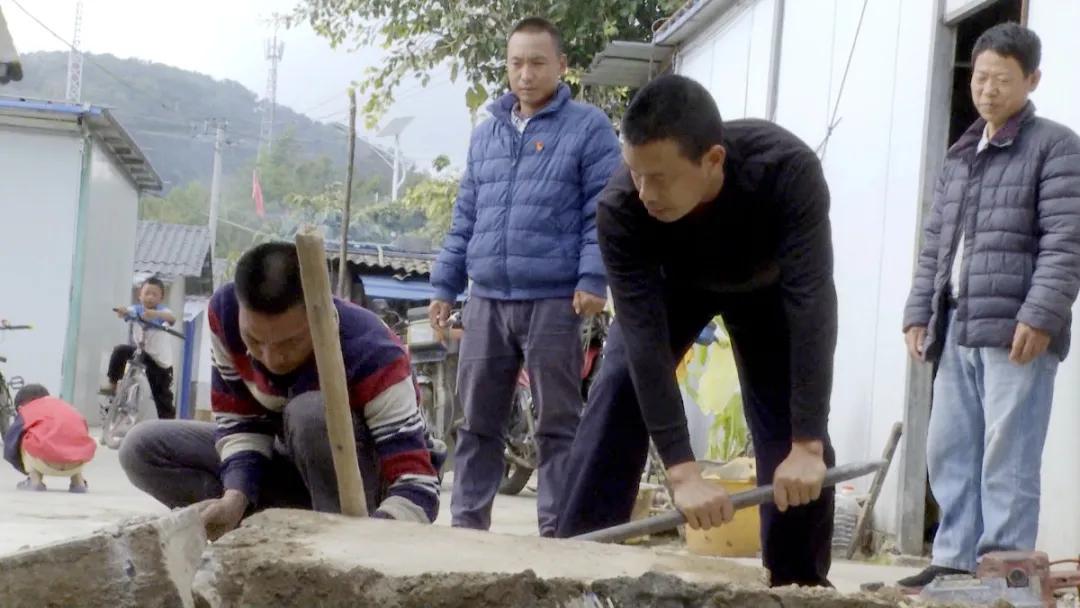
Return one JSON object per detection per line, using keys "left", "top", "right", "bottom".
{"left": 846, "top": 422, "right": 902, "bottom": 559}
{"left": 295, "top": 229, "right": 368, "bottom": 517}
{"left": 337, "top": 87, "right": 357, "bottom": 299}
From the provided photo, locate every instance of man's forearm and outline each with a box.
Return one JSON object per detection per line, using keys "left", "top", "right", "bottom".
{"left": 620, "top": 316, "right": 694, "bottom": 467}
{"left": 220, "top": 453, "right": 265, "bottom": 506}
{"left": 785, "top": 284, "right": 837, "bottom": 440}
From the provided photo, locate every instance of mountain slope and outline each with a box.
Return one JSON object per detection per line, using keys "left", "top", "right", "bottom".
{"left": 2, "top": 51, "right": 392, "bottom": 193}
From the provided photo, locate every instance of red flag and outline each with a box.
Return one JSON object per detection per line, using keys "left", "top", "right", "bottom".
{"left": 252, "top": 169, "right": 266, "bottom": 218}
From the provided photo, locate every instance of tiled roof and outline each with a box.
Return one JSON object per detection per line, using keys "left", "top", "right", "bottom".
{"left": 325, "top": 241, "right": 436, "bottom": 277}
{"left": 134, "top": 221, "right": 211, "bottom": 279}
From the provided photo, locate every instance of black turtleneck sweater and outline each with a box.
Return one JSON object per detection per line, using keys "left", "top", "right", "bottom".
{"left": 597, "top": 119, "right": 838, "bottom": 466}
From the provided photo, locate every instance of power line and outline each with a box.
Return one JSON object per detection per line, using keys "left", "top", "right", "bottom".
{"left": 309, "top": 75, "right": 455, "bottom": 124}
{"left": 296, "top": 90, "right": 348, "bottom": 115}
{"left": 815, "top": 0, "right": 870, "bottom": 161}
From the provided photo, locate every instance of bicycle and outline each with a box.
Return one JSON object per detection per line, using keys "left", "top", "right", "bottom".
{"left": 0, "top": 321, "right": 32, "bottom": 438}
{"left": 100, "top": 314, "right": 184, "bottom": 449}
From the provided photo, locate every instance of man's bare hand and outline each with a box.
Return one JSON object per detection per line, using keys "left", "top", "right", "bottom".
{"left": 573, "top": 291, "right": 606, "bottom": 316}
{"left": 195, "top": 490, "right": 248, "bottom": 541}
{"left": 429, "top": 300, "right": 452, "bottom": 330}
{"left": 667, "top": 461, "right": 734, "bottom": 530}
{"left": 904, "top": 326, "right": 927, "bottom": 361}
{"left": 113, "top": 306, "right": 130, "bottom": 319}
{"left": 773, "top": 440, "right": 827, "bottom": 512}
{"left": 1010, "top": 322, "right": 1051, "bottom": 365}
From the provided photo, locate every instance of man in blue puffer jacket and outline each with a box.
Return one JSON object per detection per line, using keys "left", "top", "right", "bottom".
{"left": 429, "top": 17, "right": 621, "bottom": 536}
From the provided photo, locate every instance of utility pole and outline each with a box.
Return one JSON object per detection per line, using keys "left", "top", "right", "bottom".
{"left": 392, "top": 134, "right": 402, "bottom": 202}
{"left": 338, "top": 88, "right": 357, "bottom": 298}
{"left": 207, "top": 119, "right": 227, "bottom": 288}
{"left": 65, "top": 0, "right": 84, "bottom": 103}
{"left": 377, "top": 116, "right": 413, "bottom": 202}
{"left": 260, "top": 14, "right": 286, "bottom": 155}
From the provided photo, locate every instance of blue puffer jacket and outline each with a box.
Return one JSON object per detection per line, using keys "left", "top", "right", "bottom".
{"left": 431, "top": 83, "right": 622, "bottom": 302}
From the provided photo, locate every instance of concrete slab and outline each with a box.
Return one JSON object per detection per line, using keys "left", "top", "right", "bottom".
{"left": 0, "top": 436, "right": 940, "bottom": 605}
{"left": 0, "top": 507, "right": 206, "bottom": 608}
{"left": 191, "top": 509, "right": 930, "bottom": 608}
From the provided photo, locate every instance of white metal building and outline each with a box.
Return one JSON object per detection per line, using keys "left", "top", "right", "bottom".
{"left": 0, "top": 6, "right": 20, "bottom": 85}
{"left": 586, "top": 0, "right": 1080, "bottom": 558}
{"left": 0, "top": 98, "right": 162, "bottom": 422}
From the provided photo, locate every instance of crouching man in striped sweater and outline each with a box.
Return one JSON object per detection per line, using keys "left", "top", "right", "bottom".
{"left": 120, "top": 242, "right": 440, "bottom": 539}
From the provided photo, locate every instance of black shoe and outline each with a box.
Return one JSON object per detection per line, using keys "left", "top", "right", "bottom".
{"left": 897, "top": 565, "right": 971, "bottom": 589}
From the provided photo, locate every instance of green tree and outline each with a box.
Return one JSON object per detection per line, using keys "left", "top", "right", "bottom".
{"left": 354, "top": 202, "right": 427, "bottom": 242}
{"left": 298, "top": 0, "right": 683, "bottom": 126}
{"left": 138, "top": 127, "right": 433, "bottom": 276}
{"left": 139, "top": 182, "right": 209, "bottom": 225}
{"left": 400, "top": 174, "right": 459, "bottom": 242}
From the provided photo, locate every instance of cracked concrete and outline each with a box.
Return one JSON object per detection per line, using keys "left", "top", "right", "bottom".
{"left": 191, "top": 509, "right": 948, "bottom": 608}
{"left": 0, "top": 507, "right": 206, "bottom": 608}
{"left": 0, "top": 506, "right": 976, "bottom": 608}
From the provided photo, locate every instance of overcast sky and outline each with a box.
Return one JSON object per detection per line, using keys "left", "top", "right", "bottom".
{"left": 2, "top": 0, "right": 476, "bottom": 168}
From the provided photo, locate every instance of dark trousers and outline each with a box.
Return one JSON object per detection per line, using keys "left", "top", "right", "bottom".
{"left": 108, "top": 344, "right": 175, "bottom": 420}
{"left": 555, "top": 285, "right": 836, "bottom": 587}
{"left": 451, "top": 296, "right": 584, "bottom": 536}
{"left": 118, "top": 392, "right": 384, "bottom": 513}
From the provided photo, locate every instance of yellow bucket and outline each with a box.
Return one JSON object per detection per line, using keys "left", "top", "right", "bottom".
{"left": 685, "top": 477, "right": 762, "bottom": 557}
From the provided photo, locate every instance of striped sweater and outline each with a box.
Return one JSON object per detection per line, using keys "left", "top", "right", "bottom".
{"left": 208, "top": 283, "right": 439, "bottom": 522}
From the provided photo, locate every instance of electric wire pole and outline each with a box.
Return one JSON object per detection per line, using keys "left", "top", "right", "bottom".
{"left": 207, "top": 119, "right": 227, "bottom": 288}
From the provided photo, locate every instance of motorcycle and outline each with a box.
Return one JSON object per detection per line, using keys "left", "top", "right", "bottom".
{"left": 500, "top": 311, "right": 610, "bottom": 495}
{"left": 405, "top": 306, "right": 462, "bottom": 472}
{"left": 370, "top": 298, "right": 408, "bottom": 340}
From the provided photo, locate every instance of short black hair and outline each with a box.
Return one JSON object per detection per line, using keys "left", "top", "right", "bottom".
{"left": 142, "top": 276, "right": 166, "bottom": 296}
{"left": 509, "top": 17, "right": 564, "bottom": 55}
{"left": 234, "top": 242, "right": 305, "bottom": 314}
{"left": 14, "top": 384, "right": 49, "bottom": 408}
{"left": 972, "top": 22, "right": 1041, "bottom": 76}
{"left": 622, "top": 74, "right": 725, "bottom": 163}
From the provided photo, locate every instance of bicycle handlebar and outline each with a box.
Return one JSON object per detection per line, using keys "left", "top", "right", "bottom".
{"left": 117, "top": 311, "right": 186, "bottom": 340}
{"left": 135, "top": 317, "right": 186, "bottom": 340}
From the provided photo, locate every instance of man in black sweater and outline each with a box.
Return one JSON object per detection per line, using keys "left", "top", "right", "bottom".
{"left": 556, "top": 75, "right": 838, "bottom": 587}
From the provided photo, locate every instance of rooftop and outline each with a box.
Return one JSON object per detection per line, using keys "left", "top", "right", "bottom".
{"left": 0, "top": 97, "right": 162, "bottom": 192}
{"left": 133, "top": 221, "right": 212, "bottom": 279}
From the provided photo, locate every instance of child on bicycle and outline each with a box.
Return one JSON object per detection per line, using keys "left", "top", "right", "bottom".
{"left": 103, "top": 276, "right": 177, "bottom": 419}
{"left": 3, "top": 384, "right": 96, "bottom": 492}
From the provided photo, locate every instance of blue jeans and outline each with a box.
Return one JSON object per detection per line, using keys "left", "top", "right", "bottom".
{"left": 928, "top": 311, "right": 1059, "bottom": 571}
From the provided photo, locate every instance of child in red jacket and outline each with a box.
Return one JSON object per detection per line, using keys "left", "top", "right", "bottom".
{"left": 3, "top": 384, "right": 96, "bottom": 492}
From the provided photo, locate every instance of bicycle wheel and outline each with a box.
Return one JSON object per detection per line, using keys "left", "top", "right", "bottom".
{"left": 0, "top": 383, "right": 14, "bottom": 439}
{"left": 103, "top": 376, "right": 141, "bottom": 449}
